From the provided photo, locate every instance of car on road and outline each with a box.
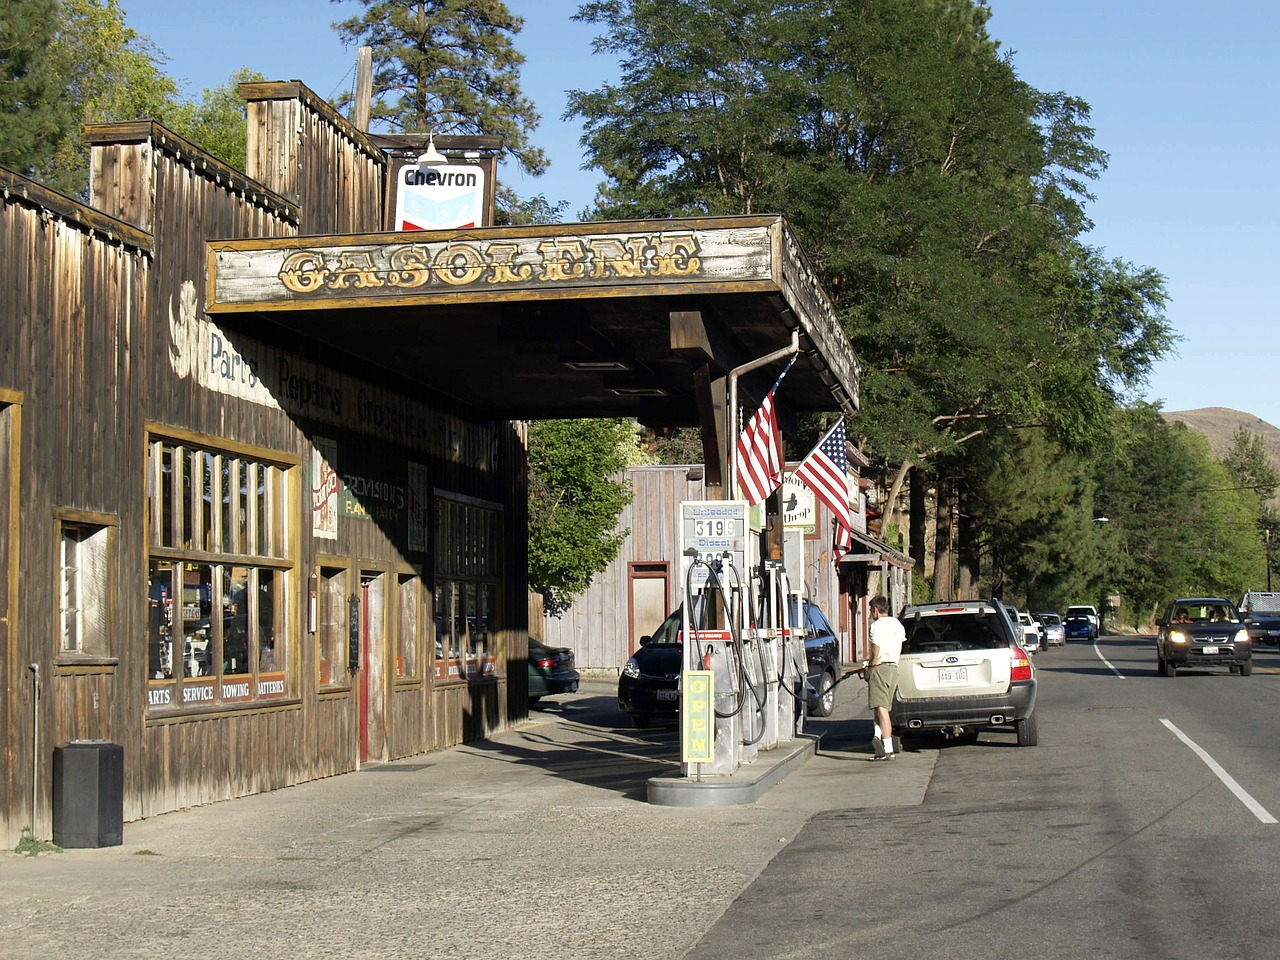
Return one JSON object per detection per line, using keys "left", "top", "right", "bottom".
{"left": 1003, "top": 604, "right": 1039, "bottom": 653}
{"left": 1018, "top": 610, "right": 1042, "bottom": 653}
{"left": 1155, "top": 597, "right": 1252, "bottom": 677}
{"left": 618, "top": 598, "right": 841, "bottom": 727}
{"left": 1036, "top": 612, "right": 1065, "bottom": 647}
{"left": 891, "top": 600, "right": 1039, "bottom": 746}
{"left": 528, "top": 638, "right": 580, "bottom": 703}
{"left": 1239, "top": 591, "right": 1280, "bottom": 646}
{"left": 1064, "top": 604, "right": 1099, "bottom": 640}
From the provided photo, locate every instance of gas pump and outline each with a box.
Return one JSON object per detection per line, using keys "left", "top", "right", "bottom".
{"left": 678, "top": 500, "right": 809, "bottom": 778}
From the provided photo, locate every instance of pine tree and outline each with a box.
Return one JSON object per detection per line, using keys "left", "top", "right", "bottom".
{"left": 0, "top": 0, "right": 73, "bottom": 178}
{"left": 333, "top": 0, "right": 546, "bottom": 177}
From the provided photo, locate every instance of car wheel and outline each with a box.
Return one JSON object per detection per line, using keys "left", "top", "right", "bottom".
{"left": 810, "top": 670, "right": 836, "bottom": 717}
{"left": 1241, "top": 660, "right": 1253, "bottom": 676}
{"left": 631, "top": 714, "right": 651, "bottom": 729}
{"left": 1162, "top": 657, "right": 1177, "bottom": 678}
{"left": 529, "top": 695, "right": 542, "bottom": 705}
{"left": 1015, "top": 712, "right": 1039, "bottom": 747}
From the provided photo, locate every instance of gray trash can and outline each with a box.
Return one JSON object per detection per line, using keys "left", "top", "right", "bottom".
{"left": 52, "top": 739, "right": 124, "bottom": 848}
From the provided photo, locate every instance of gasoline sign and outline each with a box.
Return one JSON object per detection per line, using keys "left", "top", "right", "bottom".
{"left": 394, "top": 163, "right": 487, "bottom": 231}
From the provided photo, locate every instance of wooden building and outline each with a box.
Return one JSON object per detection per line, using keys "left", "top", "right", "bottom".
{"left": 542, "top": 461, "right": 913, "bottom": 676}
{"left": 2, "top": 80, "right": 860, "bottom": 846}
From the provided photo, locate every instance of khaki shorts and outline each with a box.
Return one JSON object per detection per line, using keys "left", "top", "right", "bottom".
{"left": 867, "top": 662, "right": 899, "bottom": 711}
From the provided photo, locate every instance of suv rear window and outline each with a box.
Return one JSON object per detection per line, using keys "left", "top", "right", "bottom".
{"left": 903, "top": 612, "right": 1010, "bottom": 654}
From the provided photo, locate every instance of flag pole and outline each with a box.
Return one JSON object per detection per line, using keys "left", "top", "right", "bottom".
{"left": 726, "top": 333, "right": 798, "bottom": 498}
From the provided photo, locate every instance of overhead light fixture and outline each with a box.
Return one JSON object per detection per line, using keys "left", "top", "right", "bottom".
{"left": 416, "top": 132, "right": 447, "bottom": 167}
{"left": 562, "top": 359, "right": 633, "bottom": 372}
{"left": 608, "top": 386, "right": 668, "bottom": 398}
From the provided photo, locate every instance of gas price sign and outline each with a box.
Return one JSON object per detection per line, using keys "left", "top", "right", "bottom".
{"left": 681, "top": 501, "right": 748, "bottom": 585}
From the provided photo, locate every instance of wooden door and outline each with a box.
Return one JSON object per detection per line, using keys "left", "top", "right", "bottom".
{"left": 628, "top": 563, "right": 669, "bottom": 653}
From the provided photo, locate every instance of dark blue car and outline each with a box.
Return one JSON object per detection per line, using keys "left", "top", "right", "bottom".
{"left": 1062, "top": 615, "right": 1095, "bottom": 641}
{"left": 617, "top": 599, "right": 841, "bottom": 727}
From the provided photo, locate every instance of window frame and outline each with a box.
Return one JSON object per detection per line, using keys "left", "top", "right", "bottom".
{"left": 433, "top": 490, "right": 502, "bottom": 684}
{"left": 145, "top": 425, "right": 298, "bottom": 715}
{"left": 54, "top": 509, "right": 118, "bottom": 664}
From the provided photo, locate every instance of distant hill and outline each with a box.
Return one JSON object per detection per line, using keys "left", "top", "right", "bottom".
{"left": 1162, "top": 407, "right": 1280, "bottom": 507}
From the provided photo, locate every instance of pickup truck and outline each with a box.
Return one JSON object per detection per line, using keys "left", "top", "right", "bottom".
{"left": 1240, "top": 591, "right": 1280, "bottom": 645}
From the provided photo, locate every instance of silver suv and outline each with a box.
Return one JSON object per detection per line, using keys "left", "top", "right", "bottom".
{"left": 891, "top": 600, "right": 1039, "bottom": 746}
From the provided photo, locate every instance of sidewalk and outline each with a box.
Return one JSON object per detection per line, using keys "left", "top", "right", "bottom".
{"left": 1, "top": 681, "right": 934, "bottom": 960}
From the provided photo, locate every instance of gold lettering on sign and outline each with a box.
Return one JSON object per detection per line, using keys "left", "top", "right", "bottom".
{"left": 537, "top": 238, "right": 589, "bottom": 282}
{"left": 432, "top": 244, "right": 487, "bottom": 286}
{"left": 653, "top": 235, "right": 702, "bottom": 276}
{"left": 331, "top": 252, "right": 381, "bottom": 289}
{"left": 586, "top": 237, "right": 650, "bottom": 279}
{"left": 386, "top": 245, "right": 433, "bottom": 288}
{"left": 485, "top": 242, "right": 533, "bottom": 284}
{"left": 273, "top": 232, "right": 705, "bottom": 294}
{"left": 279, "top": 251, "right": 332, "bottom": 292}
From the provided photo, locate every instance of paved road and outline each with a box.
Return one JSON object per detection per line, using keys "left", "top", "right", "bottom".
{"left": 693, "top": 636, "right": 1280, "bottom": 960}
{"left": 5, "top": 639, "right": 1279, "bottom": 959}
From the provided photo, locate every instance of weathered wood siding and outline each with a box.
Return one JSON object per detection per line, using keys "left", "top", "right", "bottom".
{"left": 0, "top": 170, "right": 152, "bottom": 846}
{"left": 241, "top": 81, "right": 386, "bottom": 236}
{"left": 1, "top": 80, "right": 527, "bottom": 847}
{"left": 541, "top": 465, "right": 846, "bottom": 673}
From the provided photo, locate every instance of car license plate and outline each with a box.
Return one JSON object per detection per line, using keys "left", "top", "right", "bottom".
{"left": 938, "top": 667, "right": 968, "bottom": 683}
{"left": 657, "top": 689, "right": 679, "bottom": 701}
{"left": 1200, "top": 646, "right": 1218, "bottom": 655}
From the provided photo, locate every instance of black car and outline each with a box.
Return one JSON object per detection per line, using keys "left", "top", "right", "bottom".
{"left": 1155, "top": 597, "right": 1252, "bottom": 677}
{"left": 528, "top": 638, "right": 580, "bottom": 703}
{"left": 1240, "top": 591, "right": 1280, "bottom": 646}
{"left": 617, "top": 598, "right": 842, "bottom": 728}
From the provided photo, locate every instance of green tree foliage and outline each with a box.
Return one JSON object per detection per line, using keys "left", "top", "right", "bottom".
{"left": 1094, "top": 408, "right": 1265, "bottom": 623}
{"left": 332, "top": 0, "right": 546, "bottom": 178}
{"left": 527, "top": 419, "right": 635, "bottom": 615}
{"left": 42, "top": 0, "right": 180, "bottom": 197}
{"left": 1221, "top": 427, "right": 1279, "bottom": 503}
{"left": 570, "top": 0, "right": 1172, "bottom": 460}
{"left": 0, "top": 0, "right": 73, "bottom": 177}
{"left": 166, "top": 68, "right": 267, "bottom": 172}
{"left": 570, "top": 0, "right": 1176, "bottom": 610}
{"left": 960, "top": 429, "right": 1108, "bottom": 611}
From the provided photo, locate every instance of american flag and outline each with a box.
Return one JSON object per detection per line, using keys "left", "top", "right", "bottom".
{"left": 794, "top": 419, "right": 853, "bottom": 554}
{"left": 736, "top": 389, "right": 783, "bottom": 505}
{"left": 735, "top": 358, "right": 795, "bottom": 505}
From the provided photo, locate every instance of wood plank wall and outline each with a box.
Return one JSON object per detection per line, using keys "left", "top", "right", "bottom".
{"left": 0, "top": 170, "right": 152, "bottom": 846}
{"left": 541, "top": 465, "right": 847, "bottom": 674}
{"left": 1, "top": 79, "right": 526, "bottom": 846}
{"left": 240, "top": 81, "right": 386, "bottom": 236}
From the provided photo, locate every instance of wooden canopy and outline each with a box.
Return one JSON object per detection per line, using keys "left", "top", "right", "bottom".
{"left": 206, "top": 214, "right": 859, "bottom": 427}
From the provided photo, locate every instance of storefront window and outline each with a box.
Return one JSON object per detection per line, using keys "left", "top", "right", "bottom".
{"left": 434, "top": 494, "right": 501, "bottom": 682}
{"left": 318, "top": 566, "right": 349, "bottom": 688}
{"left": 397, "top": 572, "right": 420, "bottom": 680}
{"left": 146, "top": 434, "right": 293, "bottom": 712}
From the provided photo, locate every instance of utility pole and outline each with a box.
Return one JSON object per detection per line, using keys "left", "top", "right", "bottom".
{"left": 1267, "top": 528, "right": 1272, "bottom": 592}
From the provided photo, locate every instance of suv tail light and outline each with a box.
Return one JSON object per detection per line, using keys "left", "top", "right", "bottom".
{"left": 1010, "top": 647, "right": 1033, "bottom": 682}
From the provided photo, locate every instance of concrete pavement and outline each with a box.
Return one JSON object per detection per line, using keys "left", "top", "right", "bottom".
{"left": 1, "top": 680, "right": 934, "bottom": 960}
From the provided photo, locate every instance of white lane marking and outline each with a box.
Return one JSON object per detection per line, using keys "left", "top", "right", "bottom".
{"left": 1160, "top": 718, "right": 1278, "bottom": 824}
{"left": 1093, "top": 638, "right": 1126, "bottom": 679}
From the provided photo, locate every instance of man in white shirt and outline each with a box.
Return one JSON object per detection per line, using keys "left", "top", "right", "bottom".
{"left": 864, "top": 595, "right": 905, "bottom": 759}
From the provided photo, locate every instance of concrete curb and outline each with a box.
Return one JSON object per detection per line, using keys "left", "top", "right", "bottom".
{"left": 646, "top": 733, "right": 818, "bottom": 806}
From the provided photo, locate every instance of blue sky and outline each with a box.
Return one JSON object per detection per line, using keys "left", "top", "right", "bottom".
{"left": 121, "top": 1, "right": 1280, "bottom": 428}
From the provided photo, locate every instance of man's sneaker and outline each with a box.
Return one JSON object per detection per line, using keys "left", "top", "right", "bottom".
{"left": 872, "top": 735, "right": 900, "bottom": 760}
